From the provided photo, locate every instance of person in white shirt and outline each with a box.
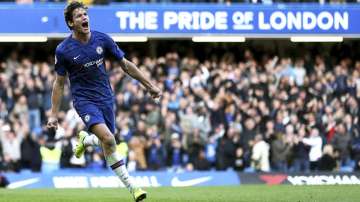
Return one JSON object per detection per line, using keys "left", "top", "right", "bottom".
{"left": 251, "top": 134, "right": 270, "bottom": 172}
{"left": 302, "top": 128, "right": 323, "bottom": 171}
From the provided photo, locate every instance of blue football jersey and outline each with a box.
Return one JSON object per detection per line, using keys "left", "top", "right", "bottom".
{"left": 54, "top": 31, "right": 124, "bottom": 104}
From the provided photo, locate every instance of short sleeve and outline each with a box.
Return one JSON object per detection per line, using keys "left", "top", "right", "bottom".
{"left": 54, "top": 48, "right": 67, "bottom": 76}
{"left": 103, "top": 33, "right": 125, "bottom": 60}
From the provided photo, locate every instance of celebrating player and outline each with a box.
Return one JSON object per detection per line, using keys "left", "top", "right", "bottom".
{"left": 46, "top": 2, "right": 161, "bottom": 201}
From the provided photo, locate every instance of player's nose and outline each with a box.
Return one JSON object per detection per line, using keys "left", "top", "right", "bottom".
{"left": 82, "top": 15, "right": 88, "bottom": 21}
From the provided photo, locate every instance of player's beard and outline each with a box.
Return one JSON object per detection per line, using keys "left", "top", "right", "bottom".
{"left": 74, "top": 21, "right": 90, "bottom": 35}
{"left": 73, "top": 24, "right": 91, "bottom": 42}
{"left": 81, "top": 27, "right": 90, "bottom": 34}
{"left": 80, "top": 22, "right": 90, "bottom": 34}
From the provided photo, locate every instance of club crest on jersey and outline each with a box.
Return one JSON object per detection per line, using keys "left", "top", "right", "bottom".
{"left": 84, "top": 114, "right": 91, "bottom": 122}
{"left": 96, "top": 46, "right": 103, "bottom": 55}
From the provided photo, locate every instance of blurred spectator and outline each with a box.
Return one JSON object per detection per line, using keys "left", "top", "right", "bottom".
{"left": 193, "top": 150, "right": 211, "bottom": 171}
{"left": 234, "top": 147, "right": 245, "bottom": 171}
{"left": 127, "top": 150, "right": 137, "bottom": 172}
{"left": 0, "top": 123, "right": 23, "bottom": 172}
{"left": 166, "top": 133, "right": 184, "bottom": 170}
{"left": 271, "top": 133, "right": 292, "bottom": 172}
{"left": 318, "top": 144, "right": 337, "bottom": 171}
{"left": 241, "top": 119, "right": 257, "bottom": 160}
{"left": 87, "top": 152, "right": 104, "bottom": 170}
{"left": 24, "top": 78, "right": 43, "bottom": 135}
{"left": 161, "top": 112, "right": 181, "bottom": 145}
{"left": 10, "top": 96, "right": 28, "bottom": 124}
{"left": 21, "top": 131, "right": 42, "bottom": 172}
{"left": 215, "top": 127, "right": 238, "bottom": 170}
{"left": 291, "top": 128, "right": 310, "bottom": 172}
{"left": 128, "top": 136, "right": 147, "bottom": 170}
{"left": 146, "top": 134, "right": 166, "bottom": 170}
{"left": 0, "top": 173, "right": 9, "bottom": 188}
{"left": 352, "top": 132, "right": 360, "bottom": 171}
{"left": 302, "top": 128, "right": 323, "bottom": 171}
{"left": 331, "top": 123, "right": 352, "bottom": 167}
{"left": 251, "top": 134, "right": 270, "bottom": 172}
{"left": 187, "top": 128, "right": 207, "bottom": 167}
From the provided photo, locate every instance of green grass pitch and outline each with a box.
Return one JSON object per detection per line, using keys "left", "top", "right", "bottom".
{"left": 0, "top": 185, "right": 359, "bottom": 202}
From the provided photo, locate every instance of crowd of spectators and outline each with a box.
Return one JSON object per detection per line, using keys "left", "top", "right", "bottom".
{"left": 0, "top": 41, "right": 359, "bottom": 174}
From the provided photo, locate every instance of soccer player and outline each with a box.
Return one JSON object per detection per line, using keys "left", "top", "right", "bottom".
{"left": 46, "top": 2, "right": 161, "bottom": 201}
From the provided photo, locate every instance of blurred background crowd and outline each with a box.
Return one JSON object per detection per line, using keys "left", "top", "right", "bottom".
{"left": 0, "top": 41, "right": 359, "bottom": 174}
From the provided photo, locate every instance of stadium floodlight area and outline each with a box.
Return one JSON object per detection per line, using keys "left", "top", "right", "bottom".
{"left": 192, "top": 36, "right": 246, "bottom": 42}
{"left": 290, "top": 36, "right": 344, "bottom": 42}
{"left": 0, "top": 35, "right": 48, "bottom": 42}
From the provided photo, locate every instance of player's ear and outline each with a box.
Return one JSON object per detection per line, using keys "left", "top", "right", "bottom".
{"left": 68, "top": 21, "right": 74, "bottom": 29}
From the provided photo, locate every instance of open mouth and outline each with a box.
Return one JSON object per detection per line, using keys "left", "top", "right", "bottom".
{"left": 82, "top": 22, "right": 89, "bottom": 29}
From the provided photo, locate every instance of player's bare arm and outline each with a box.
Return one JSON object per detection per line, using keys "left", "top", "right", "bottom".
{"left": 119, "top": 58, "right": 161, "bottom": 100}
{"left": 47, "top": 74, "right": 66, "bottom": 130}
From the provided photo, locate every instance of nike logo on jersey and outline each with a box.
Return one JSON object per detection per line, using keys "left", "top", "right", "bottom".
{"left": 73, "top": 55, "right": 80, "bottom": 60}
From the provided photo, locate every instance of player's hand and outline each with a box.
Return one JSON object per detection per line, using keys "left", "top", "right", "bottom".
{"left": 148, "top": 85, "right": 162, "bottom": 103}
{"left": 47, "top": 116, "right": 59, "bottom": 131}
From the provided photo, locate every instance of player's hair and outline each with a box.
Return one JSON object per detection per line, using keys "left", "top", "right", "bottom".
{"left": 64, "top": 1, "right": 88, "bottom": 30}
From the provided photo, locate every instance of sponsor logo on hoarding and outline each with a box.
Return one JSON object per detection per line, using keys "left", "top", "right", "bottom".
{"left": 53, "top": 176, "right": 89, "bottom": 188}
{"left": 90, "top": 176, "right": 161, "bottom": 188}
{"left": 5, "top": 171, "right": 239, "bottom": 188}
{"left": 171, "top": 176, "right": 212, "bottom": 187}
{"left": 7, "top": 178, "right": 40, "bottom": 189}
{"left": 255, "top": 173, "right": 360, "bottom": 186}
{"left": 52, "top": 175, "right": 213, "bottom": 188}
{"left": 287, "top": 175, "right": 360, "bottom": 185}
{"left": 52, "top": 176, "right": 162, "bottom": 188}
{"left": 259, "top": 174, "right": 287, "bottom": 185}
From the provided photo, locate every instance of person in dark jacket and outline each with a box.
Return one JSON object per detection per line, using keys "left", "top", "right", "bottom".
{"left": 0, "top": 173, "right": 9, "bottom": 188}
{"left": 271, "top": 133, "right": 292, "bottom": 172}
{"left": 193, "top": 150, "right": 211, "bottom": 171}
{"left": 318, "top": 144, "right": 337, "bottom": 171}
{"left": 166, "top": 133, "right": 184, "bottom": 169}
{"left": 20, "top": 132, "right": 42, "bottom": 172}
{"left": 292, "top": 128, "right": 310, "bottom": 172}
{"left": 216, "top": 130, "right": 237, "bottom": 170}
{"left": 331, "top": 123, "right": 351, "bottom": 167}
{"left": 146, "top": 135, "right": 166, "bottom": 170}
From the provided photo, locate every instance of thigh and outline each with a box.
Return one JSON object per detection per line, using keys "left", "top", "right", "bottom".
{"left": 89, "top": 122, "right": 114, "bottom": 144}
{"left": 100, "top": 103, "right": 116, "bottom": 134}
{"left": 74, "top": 102, "right": 105, "bottom": 131}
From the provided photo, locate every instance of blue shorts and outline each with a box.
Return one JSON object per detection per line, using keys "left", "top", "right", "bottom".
{"left": 74, "top": 101, "right": 116, "bottom": 134}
